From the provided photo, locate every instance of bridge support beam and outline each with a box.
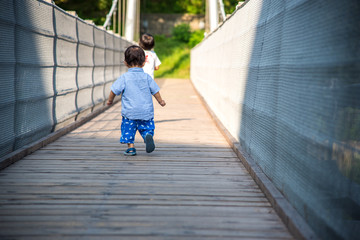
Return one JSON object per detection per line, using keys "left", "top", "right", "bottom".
{"left": 208, "top": 0, "right": 218, "bottom": 32}
{"left": 125, "top": 0, "right": 139, "bottom": 41}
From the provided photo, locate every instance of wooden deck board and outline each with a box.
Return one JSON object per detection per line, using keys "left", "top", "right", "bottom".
{"left": 0, "top": 79, "right": 293, "bottom": 239}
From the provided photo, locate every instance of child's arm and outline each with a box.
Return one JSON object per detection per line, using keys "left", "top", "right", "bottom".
{"left": 153, "top": 92, "right": 166, "bottom": 107}
{"left": 155, "top": 54, "right": 161, "bottom": 71}
{"left": 107, "top": 91, "right": 116, "bottom": 105}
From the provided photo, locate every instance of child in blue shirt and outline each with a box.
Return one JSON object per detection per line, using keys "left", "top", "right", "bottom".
{"left": 107, "top": 45, "right": 166, "bottom": 156}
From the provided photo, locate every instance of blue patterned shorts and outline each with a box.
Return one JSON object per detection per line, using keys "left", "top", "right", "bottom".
{"left": 120, "top": 117, "right": 155, "bottom": 144}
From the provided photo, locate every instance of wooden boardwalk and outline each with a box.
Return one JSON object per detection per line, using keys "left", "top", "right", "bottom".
{"left": 0, "top": 79, "right": 294, "bottom": 239}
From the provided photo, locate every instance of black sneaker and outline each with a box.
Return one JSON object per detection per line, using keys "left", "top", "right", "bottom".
{"left": 145, "top": 134, "right": 155, "bottom": 153}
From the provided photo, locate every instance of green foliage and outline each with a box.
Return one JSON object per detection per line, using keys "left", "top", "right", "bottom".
{"left": 188, "top": 29, "right": 205, "bottom": 48}
{"left": 171, "top": 24, "right": 204, "bottom": 47}
{"left": 224, "top": 0, "right": 243, "bottom": 14}
{"left": 172, "top": 24, "right": 192, "bottom": 43}
{"left": 141, "top": 0, "right": 240, "bottom": 14}
{"left": 153, "top": 35, "right": 190, "bottom": 79}
{"left": 180, "top": 0, "right": 206, "bottom": 14}
{"left": 54, "top": 0, "right": 111, "bottom": 25}
{"left": 141, "top": 0, "right": 205, "bottom": 14}
{"left": 55, "top": 0, "right": 244, "bottom": 25}
{"left": 153, "top": 28, "right": 204, "bottom": 79}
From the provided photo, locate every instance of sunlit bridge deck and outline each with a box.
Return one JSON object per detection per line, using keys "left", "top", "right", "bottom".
{"left": 0, "top": 79, "right": 293, "bottom": 239}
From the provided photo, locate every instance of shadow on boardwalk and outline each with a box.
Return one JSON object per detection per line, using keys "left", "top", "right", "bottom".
{"left": 0, "top": 79, "right": 293, "bottom": 239}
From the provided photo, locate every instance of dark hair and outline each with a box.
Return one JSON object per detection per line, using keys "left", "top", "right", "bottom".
{"left": 124, "top": 45, "right": 145, "bottom": 67}
{"left": 139, "top": 33, "right": 154, "bottom": 50}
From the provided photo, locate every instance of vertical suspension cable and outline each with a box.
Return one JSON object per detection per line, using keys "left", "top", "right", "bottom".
{"left": 218, "top": 0, "right": 226, "bottom": 21}
{"left": 103, "top": 0, "right": 118, "bottom": 29}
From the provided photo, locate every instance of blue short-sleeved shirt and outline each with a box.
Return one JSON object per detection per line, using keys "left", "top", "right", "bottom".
{"left": 111, "top": 67, "right": 160, "bottom": 120}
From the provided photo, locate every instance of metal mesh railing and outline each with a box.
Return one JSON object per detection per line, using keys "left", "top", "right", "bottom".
{"left": 191, "top": 0, "right": 360, "bottom": 239}
{"left": 0, "top": 0, "right": 132, "bottom": 158}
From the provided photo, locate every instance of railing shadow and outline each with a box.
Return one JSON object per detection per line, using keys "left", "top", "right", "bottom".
{"left": 238, "top": 1, "right": 360, "bottom": 239}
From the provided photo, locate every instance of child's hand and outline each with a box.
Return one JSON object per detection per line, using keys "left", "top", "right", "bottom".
{"left": 107, "top": 91, "right": 116, "bottom": 106}
{"left": 159, "top": 100, "right": 166, "bottom": 107}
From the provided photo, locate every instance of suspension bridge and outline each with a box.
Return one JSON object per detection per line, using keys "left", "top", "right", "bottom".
{"left": 0, "top": 0, "right": 359, "bottom": 239}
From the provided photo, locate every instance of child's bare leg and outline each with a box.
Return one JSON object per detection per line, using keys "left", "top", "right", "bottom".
{"left": 128, "top": 143, "right": 134, "bottom": 149}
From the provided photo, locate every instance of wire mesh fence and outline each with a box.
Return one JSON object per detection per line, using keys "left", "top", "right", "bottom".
{"left": 191, "top": 0, "right": 360, "bottom": 239}
{"left": 0, "top": 0, "right": 132, "bottom": 158}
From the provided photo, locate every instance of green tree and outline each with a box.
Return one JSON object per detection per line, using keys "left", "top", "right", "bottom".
{"left": 224, "top": 0, "right": 242, "bottom": 14}
{"left": 141, "top": 0, "right": 205, "bottom": 14}
{"left": 55, "top": 0, "right": 242, "bottom": 25}
{"left": 172, "top": 24, "right": 192, "bottom": 42}
{"left": 54, "top": 0, "right": 112, "bottom": 25}
{"left": 141, "top": 0, "right": 240, "bottom": 15}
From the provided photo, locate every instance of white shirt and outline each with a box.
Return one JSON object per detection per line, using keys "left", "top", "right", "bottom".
{"left": 143, "top": 50, "right": 161, "bottom": 79}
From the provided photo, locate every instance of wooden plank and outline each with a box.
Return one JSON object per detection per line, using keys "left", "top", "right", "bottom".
{"left": 50, "top": 140, "right": 230, "bottom": 147}
{"left": 0, "top": 236, "right": 292, "bottom": 240}
{"left": 0, "top": 185, "right": 261, "bottom": 195}
{"left": 42, "top": 146, "right": 234, "bottom": 153}
{"left": 5, "top": 160, "right": 247, "bottom": 167}
{"left": 0, "top": 193, "right": 269, "bottom": 202}
{"left": 3, "top": 165, "right": 250, "bottom": 174}
{"left": 21, "top": 155, "right": 242, "bottom": 162}
{"left": 0, "top": 218, "right": 284, "bottom": 229}
{"left": 0, "top": 205, "right": 277, "bottom": 215}
{"left": 0, "top": 187, "right": 263, "bottom": 196}
{"left": 2, "top": 167, "right": 248, "bottom": 174}
{"left": 0, "top": 175, "right": 254, "bottom": 183}
{"left": 0, "top": 200, "right": 271, "bottom": 207}
{"left": 0, "top": 227, "right": 293, "bottom": 239}
{"left": 0, "top": 218, "right": 287, "bottom": 231}
{"left": 31, "top": 150, "right": 238, "bottom": 158}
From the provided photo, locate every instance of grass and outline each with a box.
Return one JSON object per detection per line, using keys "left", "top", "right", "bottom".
{"left": 153, "top": 35, "right": 191, "bottom": 79}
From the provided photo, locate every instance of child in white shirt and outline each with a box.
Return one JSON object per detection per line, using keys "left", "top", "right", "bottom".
{"left": 139, "top": 33, "right": 161, "bottom": 79}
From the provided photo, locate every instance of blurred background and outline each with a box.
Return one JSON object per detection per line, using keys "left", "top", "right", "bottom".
{"left": 54, "top": 0, "right": 244, "bottom": 79}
